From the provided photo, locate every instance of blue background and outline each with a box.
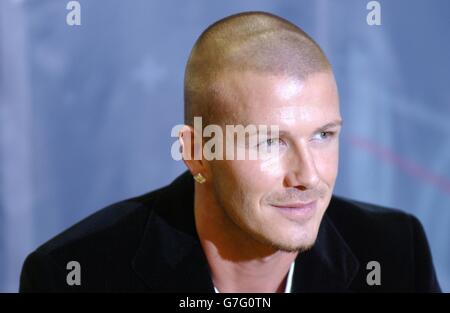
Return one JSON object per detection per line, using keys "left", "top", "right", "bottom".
{"left": 1, "top": 0, "right": 449, "bottom": 292}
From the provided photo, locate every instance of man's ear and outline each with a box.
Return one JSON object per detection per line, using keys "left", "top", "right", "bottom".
{"left": 178, "top": 125, "right": 206, "bottom": 177}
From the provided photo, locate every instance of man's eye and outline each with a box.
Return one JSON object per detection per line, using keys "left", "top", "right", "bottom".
{"left": 258, "top": 138, "right": 283, "bottom": 147}
{"left": 313, "top": 131, "right": 335, "bottom": 141}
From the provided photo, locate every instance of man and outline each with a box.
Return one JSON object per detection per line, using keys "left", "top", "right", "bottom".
{"left": 20, "top": 11, "right": 440, "bottom": 292}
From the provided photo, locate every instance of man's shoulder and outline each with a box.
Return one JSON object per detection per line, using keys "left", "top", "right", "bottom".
{"left": 34, "top": 186, "right": 168, "bottom": 257}
{"left": 328, "top": 195, "right": 420, "bottom": 247}
{"left": 329, "top": 195, "right": 415, "bottom": 222}
{"left": 45, "top": 189, "right": 162, "bottom": 252}
{"left": 312, "top": 196, "right": 440, "bottom": 292}
{"left": 327, "top": 196, "right": 438, "bottom": 289}
{"left": 20, "top": 184, "right": 174, "bottom": 292}
{"left": 19, "top": 171, "right": 199, "bottom": 292}
{"left": 34, "top": 172, "right": 195, "bottom": 258}
{"left": 25, "top": 187, "right": 171, "bottom": 276}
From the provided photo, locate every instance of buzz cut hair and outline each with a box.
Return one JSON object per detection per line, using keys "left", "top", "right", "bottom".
{"left": 184, "top": 11, "right": 332, "bottom": 126}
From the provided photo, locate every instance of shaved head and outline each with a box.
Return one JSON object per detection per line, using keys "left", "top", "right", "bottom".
{"left": 184, "top": 11, "right": 332, "bottom": 126}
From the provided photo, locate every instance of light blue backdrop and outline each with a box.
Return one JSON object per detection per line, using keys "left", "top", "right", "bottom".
{"left": 1, "top": 0, "right": 449, "bottom": 292}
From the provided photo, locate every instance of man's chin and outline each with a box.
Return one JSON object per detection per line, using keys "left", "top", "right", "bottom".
{"left": 250, "top": 229, "right": 318, "bottom": 253}
{"left": 268, "top": 238, "right": 316, "bottom": 253}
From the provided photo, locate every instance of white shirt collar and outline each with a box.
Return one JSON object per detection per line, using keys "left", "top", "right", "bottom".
{"left": 214, "top": 261, "right": 295, "bottom": 293}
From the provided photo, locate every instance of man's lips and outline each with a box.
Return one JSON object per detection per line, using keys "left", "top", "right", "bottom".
{"left": 270, "top": 200, "right": 317, "bottom": 220}
{"left": 271, "top": 201, "right": 316, "bottom": 208}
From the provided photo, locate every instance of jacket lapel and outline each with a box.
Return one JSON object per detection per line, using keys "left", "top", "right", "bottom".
{"left": 132, "top": 171, "right": 214, "bottom": 292}
{"left": 292, "top": 202, "right": 360, "bottom": 292}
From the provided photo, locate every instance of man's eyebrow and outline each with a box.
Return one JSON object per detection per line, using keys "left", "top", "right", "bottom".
{"left": 246, "top": 120, "right": 343, "bottom": 137}
{"left": 274, "top": 120, "right": 343, "bottom": 138}
{"left": 314, "top": 120, "right": 343, "bottom": 133}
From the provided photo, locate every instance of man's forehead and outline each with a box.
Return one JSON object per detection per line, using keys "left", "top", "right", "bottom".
{"left": 216, "top": 70, "right": 304, "bottom": 94}
{"left": 210, "top": 71, "right": 339, "bottom": 125}
{"left": 218, "top": 70, "right": 335, "bottom": 101}
{"left": 217, "top": 106, "right": 342, "bottom": 135}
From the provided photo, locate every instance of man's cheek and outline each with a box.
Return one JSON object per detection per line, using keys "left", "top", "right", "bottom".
{"left": 316, "top": 154, "right": 338, "bottom": 183}
{"left": 258, "top": 154, "right": 286, "bottom": 178}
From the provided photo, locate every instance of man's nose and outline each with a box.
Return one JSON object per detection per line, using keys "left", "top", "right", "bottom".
{"left": 284, "top": 142, "right": 320, "bottom": 190}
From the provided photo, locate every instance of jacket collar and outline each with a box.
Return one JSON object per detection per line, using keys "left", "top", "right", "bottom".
{"left": 291, "top": 211, "right": 360, "bottom": 292}
{"left": 132, "top": 171, "right": 359, "bottom": 292}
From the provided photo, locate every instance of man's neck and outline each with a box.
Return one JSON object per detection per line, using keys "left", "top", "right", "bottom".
{"left": 207, "top": 249, "right": 296, "bottom": 293}
{"left": 194, "top": 186, "right": 298, "bottom": 293}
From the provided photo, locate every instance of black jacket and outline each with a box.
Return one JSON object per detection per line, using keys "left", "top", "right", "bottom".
{"left": 19, "top": 171, "right": 441, "bottom": 292}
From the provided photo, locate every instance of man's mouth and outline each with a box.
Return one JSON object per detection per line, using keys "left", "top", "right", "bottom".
{"left": 270, "top": 200, "right": 317, "bottom": 220}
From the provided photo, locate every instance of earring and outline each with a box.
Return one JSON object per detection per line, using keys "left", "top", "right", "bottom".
{"left": 193, "top": 173, "right": 206, "bottom": 184}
